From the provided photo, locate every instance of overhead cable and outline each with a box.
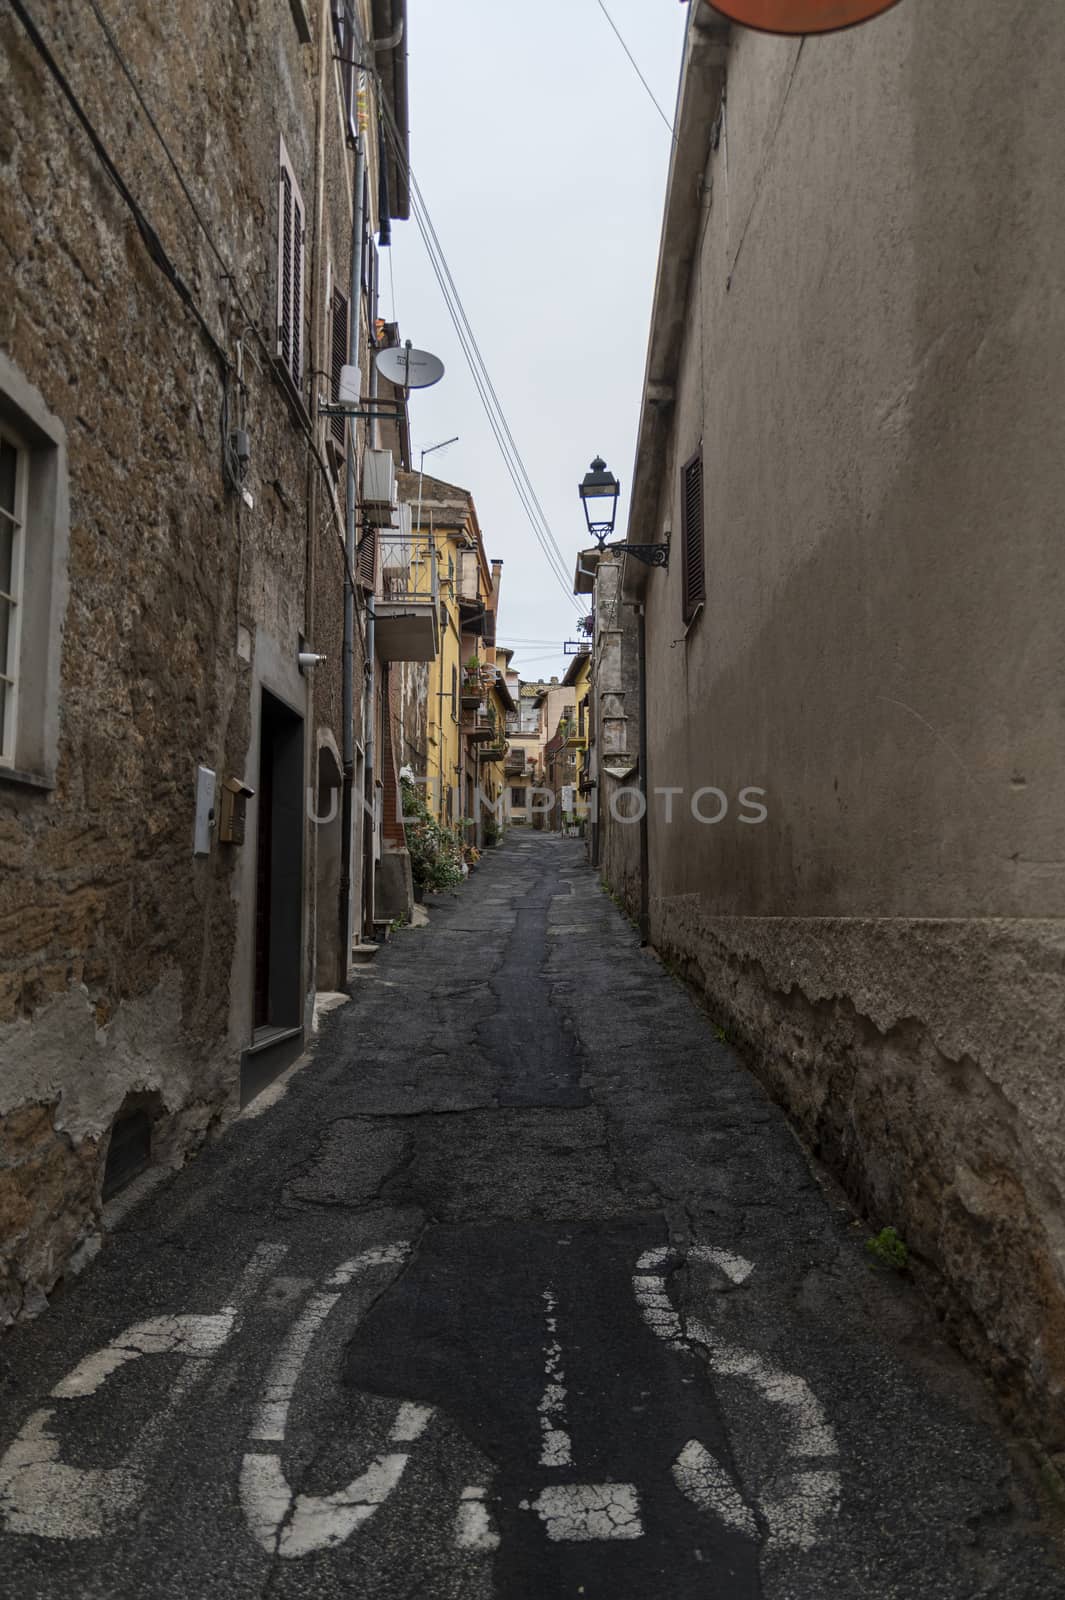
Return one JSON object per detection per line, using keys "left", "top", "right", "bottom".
{"left": 377, "top": 100, "right": 583, "bottom": 613}
{"left": 593, "top": 0, "right": 678, "bottom": 142}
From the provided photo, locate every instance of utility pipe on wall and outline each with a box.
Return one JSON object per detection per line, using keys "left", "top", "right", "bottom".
{"left": 636, "top": 600, "right": 650, "bottom": 945}
{"left": 339, "top": 133, "right": 367, "bottom": 964}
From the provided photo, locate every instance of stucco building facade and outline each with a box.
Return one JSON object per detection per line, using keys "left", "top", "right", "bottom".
{"left": 602, "top": 0, "right": 1065, "bottom": 1439}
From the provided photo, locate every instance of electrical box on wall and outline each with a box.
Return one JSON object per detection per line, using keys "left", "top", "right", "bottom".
{"left": 218, "top": 776, "right": 255, "bottom": 845}
{"left": 193, "top": 766, "right": 216, "bottom": 855}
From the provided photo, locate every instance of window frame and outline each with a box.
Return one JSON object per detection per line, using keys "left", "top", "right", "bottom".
{"left": 332, "top": 0, "right": 364, "bottom": 147}
{"left": 680, "top": 447, "right": 706, "bottom": 626}
{"left": 329, "top": 278, "right": 350, "bottom": 457}
{"left": 0, "top": 422, "right": 28, "bottom": 768}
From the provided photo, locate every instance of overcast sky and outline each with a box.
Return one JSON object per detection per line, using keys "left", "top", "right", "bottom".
{"left": 387, "top": 0, "right": 688, "bottom": 682}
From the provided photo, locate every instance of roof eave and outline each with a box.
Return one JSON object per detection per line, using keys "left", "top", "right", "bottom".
{"left": 624, "top": 4, "right": 730, "bottom": 595}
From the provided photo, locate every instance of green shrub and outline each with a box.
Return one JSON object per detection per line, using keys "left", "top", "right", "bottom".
{"left": 401, "top": 777, "right": 464, "bottom": 892}
{"left": 865, "top": 1226, "right": 908, "bottom": 1271}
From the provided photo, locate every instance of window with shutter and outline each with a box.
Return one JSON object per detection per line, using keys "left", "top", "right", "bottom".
{"left": 680, "top": 449, "right": 705, "bottom": 624}
{"left": 276, "top": 139, "right": 305, "bottom": 391}
{"left": 356, "top": 528, "right": 377, "bottom": 591}
{"left": 330, "top": 286, "right": 349, "bottom": 452}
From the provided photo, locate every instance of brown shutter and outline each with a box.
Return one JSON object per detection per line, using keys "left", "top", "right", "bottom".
{"left": 278, "top": 168, "right": 293, "bottom": 372}
{"left": 277, "top": 140, "right": 306, "bottom": 390}
{"left": 681, "top": 450, "right": 705, "bottom": 624}
{"left": 291, "top": 191, "right": 304, "bottom": 388}
{"left": 357, "top": 528, "right": 377, "bottom": 591}
{"left": 330, "top": 288, "right": 349, "bottom": 451}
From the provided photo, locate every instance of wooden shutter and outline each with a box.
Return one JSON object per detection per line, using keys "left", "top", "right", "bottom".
{"left": 330, "top": 287, "right": 349, "bottom": 450}
{"left": 276, "top": 139, "right": 305, "bottom": 389}
{"left": 357, "top": 528, "right": 377, "bottom": 591}
{"left": 291, "top": 187, "right": 304, "bottom": 387}
{"left": 681, "top": 450, "right": 705, "bottom": 624}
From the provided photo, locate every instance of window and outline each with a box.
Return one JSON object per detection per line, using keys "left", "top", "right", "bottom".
{"left": 332, "top": 0, "right": 364, "bottom": 146}
{"left": 0, "top": 355, "right": 68, "bottom": 787}
{"left": 276, "top": 138, "right": 306, "bottom": 390}
{"left": 0, "top": 429, "right": 26, "bottom": 765}
{"left": 450, "top": 664, "right": 457, "bottom": 719}
{"left": 511, "top": 787, "right": 526, "bottom": 809}
{"left": 329, "top": 284, "right": 349, "bottom": 453}
{"left": 681, "top": 448, "right": 705, "bottom": 624}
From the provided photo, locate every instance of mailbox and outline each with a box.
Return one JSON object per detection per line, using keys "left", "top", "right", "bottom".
{"left": 218, "top": 776, "right": 255, "bottom": 845}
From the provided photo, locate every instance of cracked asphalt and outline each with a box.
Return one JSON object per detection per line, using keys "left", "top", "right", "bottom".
{"left": 1, "top": 833, "right": 1064, "bottom": 1597}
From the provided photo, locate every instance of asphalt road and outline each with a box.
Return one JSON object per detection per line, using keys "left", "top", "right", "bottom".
{"left": 1, "top": 833, "right": 1063, "bottom": 1598}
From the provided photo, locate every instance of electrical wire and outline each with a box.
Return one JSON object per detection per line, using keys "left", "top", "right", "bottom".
{"left": 66, "top": 0, "right": 356, "bottom": 589}
{"left": 9, "top": 0, "right": 230, "bottom": 374}
{"left": 593, "top": 0, "right": 677, "bottom": 142}
{"left": 376, "top": 97, "right": 583, "bottom": 614}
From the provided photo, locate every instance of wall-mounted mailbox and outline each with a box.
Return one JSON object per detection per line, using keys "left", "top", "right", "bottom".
{"left": 218, "top": 776, "right": 255, "bottom": 845}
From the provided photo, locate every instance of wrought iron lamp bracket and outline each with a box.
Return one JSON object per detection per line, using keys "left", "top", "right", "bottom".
{"left": 589, "top": 526, "right": 669, "bottom": 570}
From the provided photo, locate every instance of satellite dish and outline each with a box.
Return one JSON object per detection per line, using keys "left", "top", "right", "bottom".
{"left": 710, "top": 0, "right": 902, "bottom": 32}
{"left": 375, "top": 343, "right": 445, "bottom": 391}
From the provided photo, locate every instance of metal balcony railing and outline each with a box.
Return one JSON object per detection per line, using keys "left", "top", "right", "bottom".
{"left": 377, "top": 527, "right": 439, "bottom": 607}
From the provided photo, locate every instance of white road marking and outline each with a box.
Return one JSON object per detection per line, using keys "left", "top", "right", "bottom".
{"left": 525, "top": 1483, "right": 643, "bottom": 1542}
{"left": 538, "top": 1288, "right": 573, "bottom": 1468}
{"left": 0, "top": 1243, "right": 287, "bottom": 1540}
{"left": 634, "top": 1244, "right": 841, "bottom": 1552}
{"left": 240, "top": 1239, "right": 427, "bottom": 1558}
{"left": 671, "top": 1439, "right": 758, "bottom": 1537}
{"left": 52, "top": 1315, "right": 235, "bottom": 1399}
{"left": 454, "top": 1485, "right": 501, "bottom": 1551}
{"left": 250, "top": 1244, "right": 413, "bottom": 1445}
{"left": 688, "top": 1246, "right": 755, "bottom": 1285}
{"left": 240, "top": 1450, "right": 410, "bottom": 1559}
{"left": 390, "top": 1403, "right": 434, "bottom": 1443}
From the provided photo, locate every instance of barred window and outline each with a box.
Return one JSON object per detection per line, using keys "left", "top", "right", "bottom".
{"left": 681, "top": 449, "right": 705, "bottom": 624}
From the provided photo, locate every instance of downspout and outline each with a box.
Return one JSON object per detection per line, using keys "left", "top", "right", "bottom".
{"left": 340, "top": 133, "right": 367, "bottom": 964}
{"left": 636, "top": 601, "right": 650, "bottom": 945}
{"left": 363, "top": 165, "right": 380, "bottom": 934}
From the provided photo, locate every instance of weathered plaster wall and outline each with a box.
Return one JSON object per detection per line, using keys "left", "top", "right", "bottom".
{"left": 618, "top": 1, "right": 1065, "bottom": 1435}
{"left": 0, "top": 0, "right": 361, "bottom": 1321}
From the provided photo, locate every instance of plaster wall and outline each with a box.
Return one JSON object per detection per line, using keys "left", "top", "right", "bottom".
{"left": 626, "top": 1, "right": 1065, "bottom": 1435}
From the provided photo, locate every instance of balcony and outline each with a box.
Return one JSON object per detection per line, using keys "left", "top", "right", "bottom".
{"left": 461, "top": 666, "right": 486, "bottom": 708}
{"left": 466, "top": 704, "right": 502, "bottom": 747}
{"left": 374, "top": 525, "right": 439, "bottom": 662}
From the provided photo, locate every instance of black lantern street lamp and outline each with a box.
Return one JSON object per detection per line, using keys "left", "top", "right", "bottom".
{"left": 579, "top": 456, "right": 620, "bottom": 544}
{"left": 577, "top": 457, "right": 669, "bottom": 569}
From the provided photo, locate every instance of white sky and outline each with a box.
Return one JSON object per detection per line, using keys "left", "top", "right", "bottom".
{"left": 387, "top": 0, "right": 688, "bottom": 682}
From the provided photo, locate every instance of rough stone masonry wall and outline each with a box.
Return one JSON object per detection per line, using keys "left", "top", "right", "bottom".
{"left": 651, "top": 901, "right": 1065, "bottom": 1445}
{"left": 0, "top": 0, "right": 326, "bottom": 1323}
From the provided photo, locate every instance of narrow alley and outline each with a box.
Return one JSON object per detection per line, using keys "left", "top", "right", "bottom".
{"left": 0, "top": 834, "right": 1061, "bottom": 1599}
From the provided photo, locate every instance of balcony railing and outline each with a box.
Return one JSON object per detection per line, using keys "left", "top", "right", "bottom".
{"left": 375, "top": 526, "right": 440, "bottom": 662}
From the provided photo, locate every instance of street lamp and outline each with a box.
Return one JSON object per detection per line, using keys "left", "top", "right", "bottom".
{"left": 579, "top": 456, "right": 620, "bottom": 545}
{"left": 577, "top": 456, "right": 669, "bottom": 569}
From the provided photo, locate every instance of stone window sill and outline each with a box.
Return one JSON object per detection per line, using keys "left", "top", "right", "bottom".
{"left": 0, "top": 764, "right": 54, "bottom": 793}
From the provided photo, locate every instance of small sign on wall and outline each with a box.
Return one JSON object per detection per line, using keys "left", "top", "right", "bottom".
{"left": 711, "top": 0, "right": 902, "bottom": 33}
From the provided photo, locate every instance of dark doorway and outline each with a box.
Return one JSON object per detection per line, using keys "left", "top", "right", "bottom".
{"left": 252, "top": 690, "right": 305, "bottom": 1033}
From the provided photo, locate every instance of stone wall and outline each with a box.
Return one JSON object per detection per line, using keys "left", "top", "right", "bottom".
{"left": 0, "top": 0, "right": 385, "bottom": 1321}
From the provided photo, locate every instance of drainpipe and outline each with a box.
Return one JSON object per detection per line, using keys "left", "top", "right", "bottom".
{"left": 363, "top": 169, "right": 379, "bottom": 935}
{"left": 636, "top": 601, "right": 650, "bottom": 946}
{"left": 340, "top": 134, "right": 367, "bottom": 965}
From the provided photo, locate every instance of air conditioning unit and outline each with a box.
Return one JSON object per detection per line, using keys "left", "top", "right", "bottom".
{"left": 361, "top": 448, "right": 397, "bottom": 523}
